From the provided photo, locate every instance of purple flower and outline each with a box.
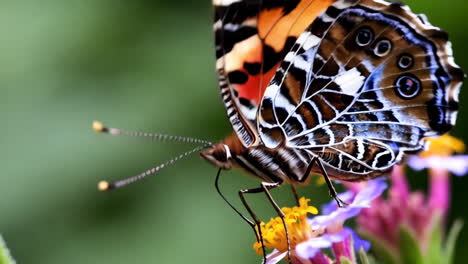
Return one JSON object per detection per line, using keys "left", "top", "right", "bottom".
{"left": 408, "top": 134, "right": 468, "bottom": 177}
{"left": 308, "top": 179, "right": 387, "bottom": 231}
{"left": 408, "top": 155, "right": 468, "bottom": 176}
{"left": 295, "top": 232, "right": 348, "bottom": 260}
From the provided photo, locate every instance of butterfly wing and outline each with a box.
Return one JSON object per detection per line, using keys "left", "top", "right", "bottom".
{"left": 258, "top": 0, "right": 464, "bottom": 177}
{"left": 213, "top": 0, "right": 336, "bottom": 147}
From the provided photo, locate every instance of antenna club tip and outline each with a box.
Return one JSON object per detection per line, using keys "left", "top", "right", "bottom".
{"left": 98, "top": 181, "right": 110, "bottom": 191}
{"left": 93, "top": 121, "right": 106, "bottom": 132}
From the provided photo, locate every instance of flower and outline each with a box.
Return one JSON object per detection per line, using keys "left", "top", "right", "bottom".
{"left": 357, "top": 166, "right": 435, "bottom": 253}
{"left": 408, "top": 134, "right": 468, "bottom": 176}
{"left": 357, "top": 166, "right": 461, "bottom": 264}
{"left": 356, "top": 135, "right": 467, "bottom": 263}
{"left": 309, "top": 179, "right": 387, "bottom": 231}
{"left": 254, "top": 179, "right": 386, "bottom": 264}
{"left": 253, "top": 197, "right": 319, "bottom": 256}
{"left": 409, "top": 134, "right": 468, "bottom": 216}
{"left": 419, "top": 134, "right": 465, "bottom": 158}
{"left": 409, "top": 155, "right": 468, "bottom": 176}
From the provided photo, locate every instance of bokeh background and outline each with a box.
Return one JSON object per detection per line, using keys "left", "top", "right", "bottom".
{"left": 1, "top": 0, "right": 467, "bottom": 263}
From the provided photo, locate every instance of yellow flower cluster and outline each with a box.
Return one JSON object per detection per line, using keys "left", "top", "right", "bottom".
{"left": 420, "top": 134, "right": 465, "bottom": 158}
{"left": 254, "top": 197, "right": 319, "bottom": 255}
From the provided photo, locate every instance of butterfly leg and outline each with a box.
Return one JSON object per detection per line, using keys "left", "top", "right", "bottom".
{"left": 238, "top": 186, "right": 269, "bottom": 263}
{"left": 309, "top": 157, "right": 348, "bottom": 208}
{"left": 260, "top": 182, "right": 293, "bottom": 263}
{"left": 239, "top": 183, "right": 293, "bottom": 264}
{"left": 214, "top": 168, "right": 260, "bottom": 241}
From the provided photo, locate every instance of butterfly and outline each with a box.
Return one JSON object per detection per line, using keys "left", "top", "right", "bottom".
{"left": 94, "top": 0, "right": 463, "bottom": 262}
{"left": 199, "top": 0, "right": 463, "bottom": 261}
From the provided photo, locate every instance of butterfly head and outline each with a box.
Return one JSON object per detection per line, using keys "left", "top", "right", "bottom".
{"left": 201, "top": 133, "right": 247, "bottom": 170}
{"left": 200, "top": 143, "right": 233, "bottom": 170}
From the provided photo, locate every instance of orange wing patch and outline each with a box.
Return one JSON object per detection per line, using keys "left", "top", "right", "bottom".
{"left": 225, "top": 0, "right": 335, "bottom": 105}
{"left": 224, "top": 35, "right": 265, "bottom": 104}
{"left": 225, "top": 36, "right": 263, "bottom": 73}
{"left": 214, "top": 0, "right": 336, "bottom": 146}
{"left": 259, "top": 0, "right": 334, "bottom": 52}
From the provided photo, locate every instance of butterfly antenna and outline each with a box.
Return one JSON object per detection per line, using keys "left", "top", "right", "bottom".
{"left": 98, "top": 145, "right": 206, "bottom": 191}
{"left": 93, "top": 121, "right": 213, "bottom": 146}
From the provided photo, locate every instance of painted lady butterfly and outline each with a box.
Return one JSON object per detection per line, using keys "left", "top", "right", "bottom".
{"left": 96, "top": 0, "right": 463, "bottom": 261}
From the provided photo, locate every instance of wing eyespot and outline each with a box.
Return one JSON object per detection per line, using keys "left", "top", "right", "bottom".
{"left": 373, "top": 38, "right": 392, "bottom": 57}
{"left": 397, "top": 53, "right": 414, "bottom": 69}
{"left": 355, "top": 27, "right": 374, "bottom": 47}
{"left": 394, "top": 74, "right": 422, "bottom": 99}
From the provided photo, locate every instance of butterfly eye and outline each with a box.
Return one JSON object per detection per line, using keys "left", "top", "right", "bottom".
{"left": 355, "top": 27, "right": 373, "bottom": 46}
{"left": 374, "top": 39, "right": 392, "bottom": 57}
{"left": 394, "top": 74, "right": 421, "bottom": 99}
{"left": 397, "top": 54, "right": 414, "bottom": 69}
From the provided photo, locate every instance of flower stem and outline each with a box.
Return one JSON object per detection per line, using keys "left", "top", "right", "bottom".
{"left": 429, "top": 168, "right": 450, "bottom": 220}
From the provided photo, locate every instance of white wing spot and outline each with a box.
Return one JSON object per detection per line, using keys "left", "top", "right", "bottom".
{"left": 296, "top": 32, "right": 311, "bottom": 45}
{"left": 263, "top": 83, "right": 280, "bottom": 100}
{"left": 335, "top": 67, "right": 365, "bottom": 95}
{"left": 293, "top": 55, "right": 311, "bottom": 71}
{"left": 240, "top": 104, "right": 257, "bottom": 121}
{"left": 284, "top": 52, "right": 296, "bottom": 62}
{"left": 303, "top": 35, "right": 321, "bottom": 51}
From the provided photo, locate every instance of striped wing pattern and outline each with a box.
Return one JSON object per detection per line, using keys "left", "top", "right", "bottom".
{"left": 213, "top": 0, "right": 335, "bottom": 147}
{"left": 257, "top": 0, "right": 463, "bottom": 178}
{"left": 212, "top": 0, "right": 463, "bottom": 183}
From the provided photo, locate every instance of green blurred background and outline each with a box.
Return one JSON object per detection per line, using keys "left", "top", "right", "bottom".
{"left": 1, "top": 1, "right": 467, "bottom": 263}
